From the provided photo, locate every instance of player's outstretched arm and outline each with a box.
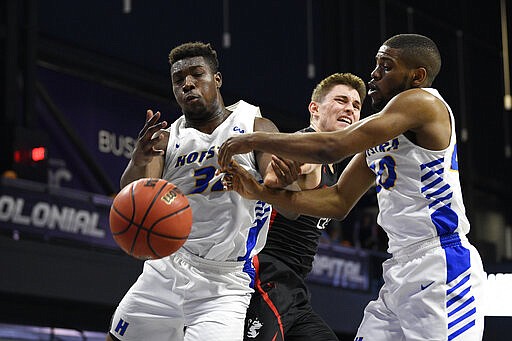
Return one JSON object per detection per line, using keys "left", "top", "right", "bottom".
{"left": 218, "top": 130, "right": 333, "bottom": 170}
{"left": 223, "top": 152, "right": 374, "bottom": 220}
{"left": 120, "top": 110, "right": 168, "bottom": 188}
{"left": 219, "top": 89, "right": 441, "bottom": 170}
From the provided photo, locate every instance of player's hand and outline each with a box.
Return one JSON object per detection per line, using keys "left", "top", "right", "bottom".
{"left": 218, "top": 135, "right": 254, "bottom": 170}
{"left": 221, "top": 160, "right": 263, "bottom": 200}
{"left": 264, "top": 155, "right": 301, "bottom": 188}
{"left": 132, "top": 110, "right": 168, "bottom": 167}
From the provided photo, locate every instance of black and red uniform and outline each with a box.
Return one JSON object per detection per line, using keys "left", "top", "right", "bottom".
{"left": 244, "top": 127, "right": 345, "bottom": 341}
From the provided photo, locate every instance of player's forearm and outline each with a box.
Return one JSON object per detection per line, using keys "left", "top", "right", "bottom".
{"left": 120, "top": 157, "right": 164, "bottom": 189}
{"left": 271, "top": 182, "right": 302, "bottom": 220}
{"left": 120, "top": 161, "right": 149, "bottom": 189}
{"left": 258, "top": 186, "right": 346, "bottom": 220}
{"left": 248, "top": 131, "right": 347, "bottom": 164}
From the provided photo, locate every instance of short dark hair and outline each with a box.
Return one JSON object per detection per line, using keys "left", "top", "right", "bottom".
{"left": 311, "top": 73, "right": 366, "bottom": 103}
{"left": 383, "top": 34, "right": 441, "bottom": 85}
{"left": 168, "top": 42, "right": 219, "bottom": 72}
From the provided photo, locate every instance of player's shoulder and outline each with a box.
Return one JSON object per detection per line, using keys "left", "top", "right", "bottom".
{"left": 386, "top": 88, "right": 446, "bottom": 118}
{"left": 227, "top": 99, "right": 277, "bottom": 133}
{"left": 254, "top": 116, "right": 278, "bottom": 133}
{"left": 394, "top": 88, "right": 442, "bottom": 105}
{"left": 226, "top": 99, "right": 261, "bottom": 115}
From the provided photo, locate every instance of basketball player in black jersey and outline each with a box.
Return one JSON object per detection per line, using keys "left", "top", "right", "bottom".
{"left": 243, "top": 73, "right": 366, "bottom": 341}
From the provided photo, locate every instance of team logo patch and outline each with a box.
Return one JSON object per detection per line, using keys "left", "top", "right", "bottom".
{"left": 246, "top": 318, "right": 263, "bottom": 338}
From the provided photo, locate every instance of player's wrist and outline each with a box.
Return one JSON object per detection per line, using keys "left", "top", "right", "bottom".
{"left": 260, "top": 185, "right": 283, "bottom": 204}
{"left": 248, "top": 131, "right": 265, "bottom": 151}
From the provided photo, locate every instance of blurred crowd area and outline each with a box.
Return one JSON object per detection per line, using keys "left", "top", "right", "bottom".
{"left": 319, "top": 189, "right": 389, "bottom": 254}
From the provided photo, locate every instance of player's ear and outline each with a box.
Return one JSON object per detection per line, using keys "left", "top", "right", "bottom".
{"left": 215, "top": 72, "right": 222, "bottom": 88}
{"left": 308, "top": 101, "right": 319, "bottom": 119}
{"left": 411, "top": 67, "right": 427, "bottom": 87}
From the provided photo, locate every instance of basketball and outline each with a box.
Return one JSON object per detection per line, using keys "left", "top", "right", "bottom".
{"left": 109, "top": 178, "right": 192, "bottom": 260}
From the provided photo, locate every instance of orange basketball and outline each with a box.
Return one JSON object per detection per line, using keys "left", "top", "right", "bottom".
{"left": 109, "top": 178, "right": 192, "bottom": 260}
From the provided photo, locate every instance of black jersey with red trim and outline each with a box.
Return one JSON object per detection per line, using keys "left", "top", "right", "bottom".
{"left": 260, "top": 127, "right": 347, "bottom": 278}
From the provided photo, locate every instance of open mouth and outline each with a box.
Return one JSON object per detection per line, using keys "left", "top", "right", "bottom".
{"left": 337, "top": 117, "right": 352, "bottom": 124}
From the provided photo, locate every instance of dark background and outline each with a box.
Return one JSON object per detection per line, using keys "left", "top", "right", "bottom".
{"left": 3, "top": 0, "right": 510, "bottom": 212}
{"left": 1, "top": 0, "right": 512, "bottom": 339}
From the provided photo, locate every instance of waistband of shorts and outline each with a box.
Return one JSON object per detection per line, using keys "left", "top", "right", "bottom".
{"left": 392, "top": 233, "right": 468, "bottom": 262}
{"left": 174, "top": 248, "right": 246, "bottom": 272}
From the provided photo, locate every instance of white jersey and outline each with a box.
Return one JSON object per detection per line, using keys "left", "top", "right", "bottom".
{"left": 161, "top": 100, "right": 271, "bottom": 262}
{"left": 365, "top": 88, "right": 469, "bottom": 254}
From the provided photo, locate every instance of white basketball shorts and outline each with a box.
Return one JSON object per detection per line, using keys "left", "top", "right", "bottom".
{"left": 108, "top": 249, "right": 253, "bottom": 341}
{"left": 354, "top": 233, "right": 485, "bottom": 341}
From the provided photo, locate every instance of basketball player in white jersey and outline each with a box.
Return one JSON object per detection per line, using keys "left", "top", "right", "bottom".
{"left": 106, "top": 42, "right": 295, "bottom": 341}
{"left": 218, "top": 34, "right": 486, "bottom": 340}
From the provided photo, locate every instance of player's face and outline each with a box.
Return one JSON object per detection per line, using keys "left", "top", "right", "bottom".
{"left": 311, "top": 84, "right": 361, "bottom": 132}
{"left": 171, "top": 56, "right": 222, "bottom": 116}
{"left": 368, "top": 45, "right": 414, "bottom": 111}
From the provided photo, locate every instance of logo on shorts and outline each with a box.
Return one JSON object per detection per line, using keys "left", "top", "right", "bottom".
{"left": 114, "top": 318, "right": 130, "bottom": 336}
{"left": 421, "top": 281, "right": 435, "bottom": 290}
{"left": 246, "top": 318, "right": 263, "bottom": 338}
{"left": 354, "top": 337, "right": 364, "bottom": 341}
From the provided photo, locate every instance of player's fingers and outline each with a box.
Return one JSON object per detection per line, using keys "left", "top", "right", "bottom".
{"left": 272, "top": 156, "right": 299, "bottom": 175}
{"left": 138, "top": 134, "right": 162, "bottom": 155}
{"left": 282, "top": 159, "right": 301, "bottom": 179}
{"left": 148, "top": 129, "right": 168, "bottom": 146}
{"left": 138, "top": 111, "right": 155, "bottom": 138}
{"left": 290, "top": 160, "right": 302, "bottom": 176}
{"left": 145, "top": 121, "right": 167, "bottom": 140}
{"left": 222, "top": 173, "right": 234, "bottom": 191}
{"left": 230, "top": 160, "right": 251, "bottom": 180}
{"left": 139, "top": 111, "right": 166, "bottom": 139}
{"left": 271, "top": 156, "right": 298, "bottom": 184}
{"left": 146, "top": 110, "right": 160, "bottom": 123}
{"left": 271, "top": 155, "right": 287, "bottom": 169}
{"left": 146, "top": 109, "right": 155, "bottom": 121}
{"left": 151, "top": 146, "right": 165, "bottom": 156}
{"left": 270, "top": 161, "right": 286, "bottom": 180}
{"left": 218, "top": 142, "right": 231, "bottom": 170}
{"left": 228, "top": 159, "right": 240, "bottom": 171}
{"left": 219, "top": 140, "right": 244, "bottom": 171}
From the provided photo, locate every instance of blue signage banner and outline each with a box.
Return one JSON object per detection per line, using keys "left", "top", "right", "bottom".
{"left": 0, "top": 177, "right": 119, "bottom": 250}
{"left": 307, "top": 244, "right": 370, "bottom": 291}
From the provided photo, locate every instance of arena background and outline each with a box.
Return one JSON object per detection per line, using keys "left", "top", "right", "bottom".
{"left": 0, "top": 0, "right": 511, "bottom": 339}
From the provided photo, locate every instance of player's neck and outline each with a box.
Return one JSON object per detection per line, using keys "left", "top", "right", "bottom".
{"left": 186, "top": 107, "right": 231, "bottom": 134}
